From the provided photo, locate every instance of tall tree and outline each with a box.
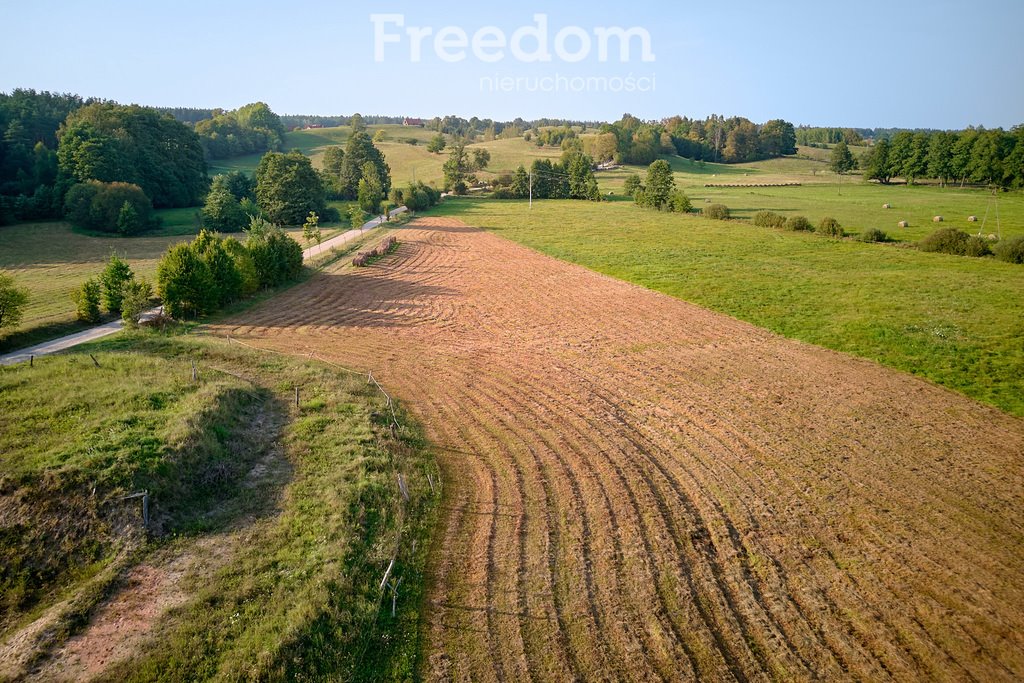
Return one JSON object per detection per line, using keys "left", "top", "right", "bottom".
{"left": 830, "top": 141, "right": 856, "bottom": 175}
{"left": 338, "top": 131, "right": 390, "bottom": 199}
{"left": 443, "top": 141, "right": 471, "bottom": 194}
{"left": 861, "top": 138, "right": 893, "bottom": 184}
{"left": 641, "top": 159, "right": 675, "bottom": 209}
{"left": 255, "top": 151, "right": 326, "bottom": 225}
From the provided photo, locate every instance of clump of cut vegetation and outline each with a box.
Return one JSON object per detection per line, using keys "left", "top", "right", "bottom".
{"left": 919, "top": 227, "right": 991, "bottom": 257}
{"left": 785, "top": 215, "right": 813, "bottom": 231}
{"left": 703, "top": 203, "right": 730, "bottom": 220}
{"left": 818, "top": 217, "right": 844, "bottom": 237}
{"left": 353, "top": 235, "right": 398, "bottom": 267}
{"left": 993, "top": 235, "right": 1024, "bottom": 264}
{"left": 753, "top": 210, "right": 786, "bottom": 228}
{"left": 859, "top": 228, "right": 888, "bottom": 243}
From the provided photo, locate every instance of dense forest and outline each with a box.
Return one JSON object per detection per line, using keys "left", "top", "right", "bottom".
{"left": 0, "top": 90, "right": 208, "bottom": 224}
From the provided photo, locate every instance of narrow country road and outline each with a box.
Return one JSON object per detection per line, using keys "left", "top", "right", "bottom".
{"left": 0, "top": 207, "right": 405, "bottom": 367}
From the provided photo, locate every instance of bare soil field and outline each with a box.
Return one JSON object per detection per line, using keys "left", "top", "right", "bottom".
{"left": 213, "top": 217, "right": 1024, "bottom": 681}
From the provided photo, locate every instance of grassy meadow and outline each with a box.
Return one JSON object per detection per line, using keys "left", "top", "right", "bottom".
{"left": 0, "top": 334, "right": 437, "bottom": 680}
{"left": 433, "top": 197, "right": 1024, "bottom": 417}
{"left": 597, "top": 152, "right": 1024, "bottom": 241}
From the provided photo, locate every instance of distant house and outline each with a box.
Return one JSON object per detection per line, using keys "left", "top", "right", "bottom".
{"left": 304, "top": 124, "right": 324, "bottom": 130}
{"left": 403, "top": 117, "right": 423, "bottom": 127}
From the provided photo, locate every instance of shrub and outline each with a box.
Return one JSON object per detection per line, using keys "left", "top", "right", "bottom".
{"left": 0, "top": 273, "right": 30, "bottom": 332}
{"left": 703, "top": 204, "right": 730, "bottom": 220}
{"left": 246, "top": 218, "right": 303, "bottom": 288}
{"left": 156, "top": 243, "right": 216, "bottom": 318}
{"left": 753, "top": 210, "right": 785, "bottom": 228}
{"left": 921, "top": 227, "right": 974, "bottom": 255}
{"left": 222, "top": 237, "right": 260, "bottom": 296}
{"left": 963, "top": 235, "right": 993, "bottom": 258}
{"left": 859, "top": 228, "right": 888, "bottom": 243}
{"left": 818, "top": 217, "right": 843, "bottom": 237}
{"left": 99, "top": 254, "right": 134, "bottom": 313}
{"left": 784, "top": 215, "right": 813, "bottom": 231}
{"left": 72, "top": 277, "right": 102, "bottom": 323}
{"left": 623, "top": 173, "right": 642, "bottom": 197}
{"left": 120, "top": 279, "right": 153, "bottom": 327}
{"left": 193, "top": 229, "right": 243, "bottom": 307}
{"left": 993, "top": 235, "right": 1024, "bottom": 264}
{"left": 668, "top": 190, "right": 692, "bottom": 213}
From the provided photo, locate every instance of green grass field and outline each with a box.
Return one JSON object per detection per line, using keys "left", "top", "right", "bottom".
{"left": 0, "top": 334, "right": 437, "bottom": 680}
{"left": 433, "top": 197, "right": 1024, "bottom": 417}
{"left": 597, "top": 154, "right": 1024, "bottom": 241}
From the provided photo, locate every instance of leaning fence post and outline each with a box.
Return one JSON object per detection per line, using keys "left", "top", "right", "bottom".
{"left": 29, "top": 355, "right": 33, "bottom": 367}
{"left": 90, "top": 354, "right": 100, "bottom": 368}
{"left": 142, "top": 490, "right": 149, "bottom": 528}
{"left": 294, "top": 385, "right": 300, "bottom": 407}
{"left": 191, "top": 360, "right": 198, "bottom": 382}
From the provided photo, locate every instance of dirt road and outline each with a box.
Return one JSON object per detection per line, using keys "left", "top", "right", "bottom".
{"left": 216, "top": 217, "right": 1024, "bottom": 681}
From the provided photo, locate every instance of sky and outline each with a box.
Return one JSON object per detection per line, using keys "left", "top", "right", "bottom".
{"left": 1, "top": 0, "right": 1022, "bottom": 129}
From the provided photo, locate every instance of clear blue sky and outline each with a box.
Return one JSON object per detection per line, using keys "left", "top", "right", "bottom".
{"left": 1, "top": 0, "right": 1021, "bottom": 129}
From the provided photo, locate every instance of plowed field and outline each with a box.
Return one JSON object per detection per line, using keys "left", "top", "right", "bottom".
{"left": 212, "top": 217, "right": 1024, "bottom": 681}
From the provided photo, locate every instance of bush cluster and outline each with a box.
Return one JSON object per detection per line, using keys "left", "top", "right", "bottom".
{"left": 156, "top": 218, "right": 302, "bottom": 319}
{"left": 919, "top": 228, "right": 991, "bottom": 257}
{"left": 64, "top": 180, "right": 156, "bottom": 235}
{"left": 71, "top": 254, "right": 153, "bottom": 324}
{"left": 752, "top": 210, "right": 786, "bottom": 228}
{"left": 397, "top": 181, "right": 442, "bottom": 211}
{"left": 818, "top": 217, "right": 844, "bottom": 237}
{"left": 784, "top": 215, "right": 813, "bottom": 231}
{"left": 993, "top": 236, "right": 1024, "bottom": 264}
{"left": 859, "top": 228, "right": 888, "bottom": 243}
{"left": 703, "top": 204, "right": 730, "bottom": 220}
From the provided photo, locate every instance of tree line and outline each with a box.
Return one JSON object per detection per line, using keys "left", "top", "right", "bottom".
{"left": 572, "top": 114, "right": 797, "bottom": 166}
{"left": 859, "top": 127, "right": 1024, "bottom": 188}
{"left": 0, "top": 91, "right": 209, "bottom": 226}
{"left": 192, "top": 102, "right": 285, "bottom": 160}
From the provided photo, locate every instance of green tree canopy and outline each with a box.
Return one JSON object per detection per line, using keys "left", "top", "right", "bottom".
{"left": 829, "top": 141, "right": 856, "bottom": 175}
{"left": 156, "top": 242, "right": 216, "bottom": 318}
{"left": 57, "top": 103, "right": 207, "bottom": 207}
{"left": 255, "top": 151, "right": 326, "bottom": 225}
{"left": 641, "top": 159, "right": 675, "bottom": 210}
{"left": 338, "top": 131, "right": 391, "bottom": 200}
{"left": 0, "top": 273, "right": 29, "bottom": 332}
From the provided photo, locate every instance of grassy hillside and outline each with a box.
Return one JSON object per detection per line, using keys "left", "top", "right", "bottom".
{"left": 0, "top": 334, "right": 437, "bottom": 680}
{"left": 434, "top": 197, "right": 1024, "bottom": 416}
